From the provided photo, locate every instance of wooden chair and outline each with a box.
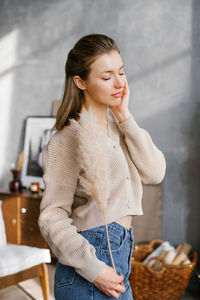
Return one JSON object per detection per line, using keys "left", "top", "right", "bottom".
{"left": 0, "top": 200, "right": 51, "bottom": 300}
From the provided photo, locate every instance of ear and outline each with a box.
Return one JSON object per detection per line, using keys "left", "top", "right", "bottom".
{"left": 73, "top": 75, "right": 86, "bottom": 90}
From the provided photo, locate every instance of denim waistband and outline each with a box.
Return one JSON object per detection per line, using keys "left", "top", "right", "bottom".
{"left": 88, "top": 221, "right": 134, "bottom": 237}
{"left": 108, "top": 221, "right": 134, "bottom": 237}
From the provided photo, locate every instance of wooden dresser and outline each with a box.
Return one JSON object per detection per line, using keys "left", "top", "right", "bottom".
{"left": 0, "top": 190, "right": 47, "bottom": 249}
{"left": 0, "top": 184, "right": 162, "bottom": 248}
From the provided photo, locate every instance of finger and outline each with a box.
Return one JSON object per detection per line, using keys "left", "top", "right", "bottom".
{"left": 124, "top": 74, "right": 128, "bottom": 86}
{"left": 123, "top": 78, "right": 128, "bottom": 90}
{"left": 123, "top": 81, "right": 129, "bottom": 95}
{"left": 115, "top": 283, "right": 126, "bottom": 293}
{"left": 113, "top": 278, "right": 123, "bottom": 286}
{"left": 102, "top": 287, "right": 117, "bottom": 298}
{"left": 110, "top": 281, "right": 123, "bottom": 291}
{"left": 119, "top": 281, "right": 125, "bottom": 289}
{"left": 124, "top": 75, "right": 130, "bottom": 93}
{"left": 111, "top": 270, "right": 123, "bottom": 282}
{"left": 116, "top": 272, "right": 124, "bottom": 282}
{"left": 111, "top": 280, "right": 125, "bottom": 292}
{"left": 121, "top": 86, "right": 126, "bottom": 98}
{"left": 110, "top": 289, "right": 121, "bottom": 299}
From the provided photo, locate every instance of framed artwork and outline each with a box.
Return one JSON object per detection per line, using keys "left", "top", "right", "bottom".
{"left": 20, "top": 116, "right": 56, "bottom": 190}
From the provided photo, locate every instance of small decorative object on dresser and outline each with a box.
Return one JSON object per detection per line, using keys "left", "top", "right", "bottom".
{"left": 9, "top": 152, "right": 24, "bottom": 192}
{"left": 30, "top": 182, "right": 41, "bottom": 194}
{"left": 9, "top": 169, "right": 22, "bottom": 192}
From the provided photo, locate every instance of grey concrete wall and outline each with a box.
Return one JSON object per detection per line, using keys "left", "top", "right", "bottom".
{"left": 0, "top": 0, "right": 199, "bottom": 266}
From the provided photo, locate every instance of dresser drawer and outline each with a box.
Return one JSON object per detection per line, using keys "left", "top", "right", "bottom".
{"left": 20, "top": 197, "right": 40, "bottom": 222}
{"left": 1, "top": 195, "right": 20, "bottom": 244}
{"left": 20, "top": 220, "right": 47, "bottom": 248}
{"left": 0, "top": 191, "right": 52, "bottom": 255}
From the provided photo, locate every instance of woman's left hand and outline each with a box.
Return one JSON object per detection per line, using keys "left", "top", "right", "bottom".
{"left": 109, "top": 75, "right": 131, "bottom": 122}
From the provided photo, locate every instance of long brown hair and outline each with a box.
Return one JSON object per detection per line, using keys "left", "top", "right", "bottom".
{"left": 54, "top": 34, "right": 120, "bottom": 130}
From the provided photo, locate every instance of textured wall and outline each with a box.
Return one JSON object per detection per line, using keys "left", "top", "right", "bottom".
{"left": 0, "top": 0, "right": 199, "bottom": 265}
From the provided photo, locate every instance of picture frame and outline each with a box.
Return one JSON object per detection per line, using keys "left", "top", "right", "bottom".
{"left": 20, "top": 116, "right": 56, "bottom": 190}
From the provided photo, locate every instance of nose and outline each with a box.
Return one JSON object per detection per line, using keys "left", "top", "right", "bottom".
{"left": 114, "top": 75, "right": 123, "bottom": 89}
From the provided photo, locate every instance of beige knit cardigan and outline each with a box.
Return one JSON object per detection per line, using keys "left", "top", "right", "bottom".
{"left": 38, "top": 107, "right": 166, "bottom": 283}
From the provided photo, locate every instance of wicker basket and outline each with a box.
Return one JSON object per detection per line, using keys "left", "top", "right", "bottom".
{"left": 129, "top": 239, "right": 198, "bottom": 300}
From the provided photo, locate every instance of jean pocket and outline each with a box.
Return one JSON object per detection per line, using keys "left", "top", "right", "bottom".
{"left": 78, "top": 230, "right": 102, "bottom": 250}
{"left": 99, "top": 226, "right": 127, "bottom": 253}
{"left": 55, "top": 262, "right": 76, "bottom": 287}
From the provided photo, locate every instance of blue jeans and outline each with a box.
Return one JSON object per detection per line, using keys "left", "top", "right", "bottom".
{"left": 54, "top": 221, "right": 135, "bottom": 299}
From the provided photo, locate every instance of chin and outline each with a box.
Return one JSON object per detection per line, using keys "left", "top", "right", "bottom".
{"left": 111, "top": 98, "right": 121, "bottom": 105}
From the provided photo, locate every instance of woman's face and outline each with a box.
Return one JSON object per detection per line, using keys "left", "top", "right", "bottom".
{"left": 82, "top": 50, "right": 126, "bottom": 107}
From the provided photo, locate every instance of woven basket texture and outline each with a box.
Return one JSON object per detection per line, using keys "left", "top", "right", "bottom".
{"left": 129, "top": 239, "right": 198, "bottom": 300}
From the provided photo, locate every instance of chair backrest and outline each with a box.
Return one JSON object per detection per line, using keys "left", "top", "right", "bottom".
{"left": 0, "top": 200, "right": 7, "bottom": 246}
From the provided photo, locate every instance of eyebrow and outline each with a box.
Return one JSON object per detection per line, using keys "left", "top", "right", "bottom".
{"left": 100, "top": 65, "right": 124, "bottom": 74}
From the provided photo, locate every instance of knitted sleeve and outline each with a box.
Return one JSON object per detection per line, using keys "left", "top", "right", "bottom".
{"left": 118, "top": 114, "right": 166, "bottom": 184}
{"left": 38, "top": 126, "right": 106, "bottom": 283}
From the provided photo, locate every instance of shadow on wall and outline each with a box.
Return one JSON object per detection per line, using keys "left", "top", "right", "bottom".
{"left": 186, "top": 0, "right": 200, "bottom": 259}
{"left": 184, "top": 0, "right": 200, "bottom": 293}
{"left": 183, "top": 101, "right": 200, "bottom": 293}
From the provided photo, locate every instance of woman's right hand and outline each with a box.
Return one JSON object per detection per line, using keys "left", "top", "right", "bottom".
{"left": 93, "top": 265, "right": 126, "bottom": 298}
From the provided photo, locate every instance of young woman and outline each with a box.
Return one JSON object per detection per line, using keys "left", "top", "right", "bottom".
{"left": 38, "top": 33, "right": 166, "bottom": 299}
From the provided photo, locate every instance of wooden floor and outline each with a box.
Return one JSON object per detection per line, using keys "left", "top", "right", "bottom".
{"left": 0, "top": 262, "right": 198, "bottom": 300}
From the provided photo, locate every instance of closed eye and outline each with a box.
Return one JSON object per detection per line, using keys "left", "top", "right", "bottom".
{"left": 103, "top": 73, "right": 125, "bottom": 81}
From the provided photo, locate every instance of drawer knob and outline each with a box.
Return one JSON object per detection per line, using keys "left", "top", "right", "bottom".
{"left": 12, "top": 218, "right": 17, "bottom": 225}
{"left": 21, "top": 207, "right": 27, "bottom": 214}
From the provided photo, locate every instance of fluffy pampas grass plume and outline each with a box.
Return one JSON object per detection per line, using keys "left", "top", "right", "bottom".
{"left": 72, "top": 106, "right": 116, "bottom": 272}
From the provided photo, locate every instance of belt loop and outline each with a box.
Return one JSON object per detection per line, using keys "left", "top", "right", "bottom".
{"left": 130, "top": 225, "right": 134, "bottom": 241}
{"left": 124, "top": 226, "right": 127, "bottom": 241}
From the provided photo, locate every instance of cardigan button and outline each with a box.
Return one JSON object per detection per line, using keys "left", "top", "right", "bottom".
{"left": 113, "top": 144, "right": 120, "bottom": 150}
{"left": 127, "top": 200, "right": 132, "bottom": 208}
{"left": 127, "top": 175, "right": 130, "bottom": 180}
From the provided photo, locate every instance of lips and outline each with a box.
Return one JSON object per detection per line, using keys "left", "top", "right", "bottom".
{"left": 112, "top": 91, "right": 122, "bottom": 97}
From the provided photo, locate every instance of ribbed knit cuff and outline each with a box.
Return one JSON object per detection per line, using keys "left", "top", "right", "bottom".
{"left": 75, "top": 256, "right": 106, "bottom": 283}
{"left": 118, "top": 114, "right": 141, "bottom": 137}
